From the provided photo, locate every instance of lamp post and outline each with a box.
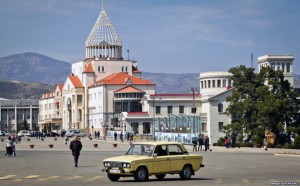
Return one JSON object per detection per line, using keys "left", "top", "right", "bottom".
{"left": 191, "top": 87, "right": 197, "bottom": 137}
{"left": 152, "top": 94, "right": 156, "bottom": 141}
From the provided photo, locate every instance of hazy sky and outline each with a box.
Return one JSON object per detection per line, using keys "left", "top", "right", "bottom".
{"left": 0, "top": 0, "right": 299, "bottom": 74}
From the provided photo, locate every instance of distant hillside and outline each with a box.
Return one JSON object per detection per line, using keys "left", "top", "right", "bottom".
{"left": 0, "top": 80, "right": 55, "bottom": 99}
{"left": 0, "top": 52, "right": 299, "bottom": 99}
{"left": 0, "top": 52, "right": 71, "bottom": 85}
{"left": 142, "top": 72, "right": 199, "bottom": 94}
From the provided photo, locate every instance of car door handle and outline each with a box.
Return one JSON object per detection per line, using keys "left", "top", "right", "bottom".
{"left": 166, "top": 158, "right": 170, "bottom": 161}
{"left": 182, "top": 157, "right": 186, "bottom": 160}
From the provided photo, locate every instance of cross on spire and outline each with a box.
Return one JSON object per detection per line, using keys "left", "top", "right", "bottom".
{"left": 102, "top": 0, "right": 105, "bottom": 10}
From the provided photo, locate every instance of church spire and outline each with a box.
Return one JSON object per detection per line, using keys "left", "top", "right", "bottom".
{"left": 85, "top": 4, "right": 122, "bottom": 59}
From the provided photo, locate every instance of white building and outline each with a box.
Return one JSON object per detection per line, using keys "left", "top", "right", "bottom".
{"left": 39, "top": 6, "right": 155, "bottom": 135}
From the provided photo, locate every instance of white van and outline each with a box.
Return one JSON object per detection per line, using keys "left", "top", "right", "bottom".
{"left": 17, "top": 130, "right": 31, "bottom": 137}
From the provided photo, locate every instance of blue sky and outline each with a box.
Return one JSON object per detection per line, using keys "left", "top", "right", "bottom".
{"left": 0, "top": 0, "right": 299, "bottom": 74}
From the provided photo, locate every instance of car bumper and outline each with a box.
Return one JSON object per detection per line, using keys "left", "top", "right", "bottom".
{"left": 102, "top": 168, "right": 134, "bottom": 175}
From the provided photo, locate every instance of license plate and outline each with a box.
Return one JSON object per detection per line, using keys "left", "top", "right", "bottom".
{"left": 110, "top": 169, "right": 121, "bottom": 173}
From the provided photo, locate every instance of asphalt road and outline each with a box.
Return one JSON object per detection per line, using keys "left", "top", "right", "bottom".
{"left": 0, "top": 137, "right": 299, "bottom": 186}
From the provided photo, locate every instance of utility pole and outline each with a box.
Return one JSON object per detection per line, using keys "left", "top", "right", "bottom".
{"left": 191, "top": 87, "right": 197, "bottom": 136}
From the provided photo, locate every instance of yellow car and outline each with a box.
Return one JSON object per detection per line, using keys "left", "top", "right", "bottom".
{"left": 102, "top": 141, "right": 204, "bottom": 182}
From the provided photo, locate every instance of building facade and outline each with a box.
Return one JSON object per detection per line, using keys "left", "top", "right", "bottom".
{"left": 0, "top": 98, "right": 39, "bottom": 132}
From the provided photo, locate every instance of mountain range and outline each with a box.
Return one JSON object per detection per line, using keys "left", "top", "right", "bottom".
{"left": 0, "top": 52, "right": 202, "bottom": 99}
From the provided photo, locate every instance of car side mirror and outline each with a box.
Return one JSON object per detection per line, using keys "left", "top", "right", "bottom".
{"left": 153, "top": 153, "right": 157, "bottom": 158}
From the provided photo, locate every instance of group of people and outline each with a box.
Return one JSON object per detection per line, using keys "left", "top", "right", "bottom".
{"left": 192, "top": 135, "right": 210, "bottom": 152}
{"left": 114, "top": 132, "right": 124, "bottom": 142}
{"left": 224, "top": 135, "right": 237, "bottom": 148}
{"left": 5, "top": 135, "right": 17, "bottom": 157}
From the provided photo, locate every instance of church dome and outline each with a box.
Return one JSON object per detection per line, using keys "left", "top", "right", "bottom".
{"left": 85, "top": 8, "right": 122, "bottom": 59}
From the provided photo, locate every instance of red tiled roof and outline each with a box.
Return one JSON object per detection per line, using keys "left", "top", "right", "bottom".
{"left": 57, "top": 84, "right": 63, "bottom": 92}
{"left": 40, "top": 91, "right": 55, "bottom": 99}
{"left": 69, "top": 74, "right": 84, "bottom": 88}
{"left": 115, "top": 86, "right": 145, "bottom": 93}
{"left": 91, "top": 72, "right": 154, "bottom": 86}
{"left": 83, "top": 63, "right": 94, "bottom": 73}
{"left": 150, "top": 94, "right": 201, "bottom": 97}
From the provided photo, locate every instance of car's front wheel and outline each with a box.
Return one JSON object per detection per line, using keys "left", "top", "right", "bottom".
{"left": 107, "top": 173, "right": 120, "bottom": 182}
{"left": 134, "top": 166, "right": 148, "bottom": 182}
{"left": 155, "top": 174, "right": 166, "bottom": 180}
{"left": 179, "top": 165, "right": 193, "bottom": 180}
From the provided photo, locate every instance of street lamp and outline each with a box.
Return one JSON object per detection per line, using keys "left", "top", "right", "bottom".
{"left": 151, "top": 94, "right": 156, "bottom": 141}
{"left": 191, "top": 87, "right": 197, "bottom": 136}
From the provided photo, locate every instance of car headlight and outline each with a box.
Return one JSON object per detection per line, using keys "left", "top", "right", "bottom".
{"left": 104, "top": 162, "right": 110, "bottom": 167}
{"left": 122, "top": 163, "right": 131, "bottom": 168}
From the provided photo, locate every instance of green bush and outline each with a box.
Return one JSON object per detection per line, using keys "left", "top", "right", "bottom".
{"left": 217, "top": 137, "right": 225, "bottom": 146}
{"left": 294, "top": 136, "right": 300, "bottom": 146}
{"left": 251, "top": 135, "right": 262, "bottom": 146}
{"left": 284, "top": 144, "right": 300, "bottom": 149}
{"left": 276, "top": 144, "right": 283, "bottom": 148}
{"left": 240, "top": 142, "right": 253, "bottom": 147}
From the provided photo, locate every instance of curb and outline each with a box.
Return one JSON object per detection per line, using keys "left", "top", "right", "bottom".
{"left": 274, "top": 153, "right": 300, "bottom": 157}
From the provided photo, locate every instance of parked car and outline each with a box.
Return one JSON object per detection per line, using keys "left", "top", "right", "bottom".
{"left": 102, "top": 141, "right": 204, "bottom": 182}
{"left": 73, "top": 130, "right": 86, "bottom": 137}
{"left": 17, "top": 130, "right": 31, "bottom": 137}
{"left": 65, "top": 129, "right": 85, "bottom": 137}
{"left": 65, "top": 129, "right": 76, "bottom": 137}
{"left": 0, "top": 131, "right": 8, "bottom": 136}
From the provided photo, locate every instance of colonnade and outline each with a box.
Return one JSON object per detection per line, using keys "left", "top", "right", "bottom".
{"left": 86, "top": 45, "right": 122, "bottom": 59}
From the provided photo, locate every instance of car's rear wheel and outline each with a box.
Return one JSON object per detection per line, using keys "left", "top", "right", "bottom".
{"left": 179, "top": 165, "right": 193, "bottom": 180}
{"left": 134, "top": 166, "right": 148, "bottom": 182}
{"left": 155, "top": 174, "right": 166, "bottom": 180}
{"left": 107, "top": 173, "right": 120, "bottom": 182}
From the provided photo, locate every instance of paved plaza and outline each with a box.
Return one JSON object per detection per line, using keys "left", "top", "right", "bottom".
{"left": 0, "top": 136, "right": 300, "bottom": 186}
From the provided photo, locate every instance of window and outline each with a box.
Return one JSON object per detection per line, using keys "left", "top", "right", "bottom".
{"left": 200, "top": 81, "right": 203, "bottom": 89}
{"left": 218, "top": 122, "right": 224, "bottom": 131}
{"left": 202, "top": 122, "right": 207, "bottom": 131}
{"left": 168, "top": 144, "right": 184, "bottom": 155}
{"left": 168, "top": 106, "right": 173, "bottom": 114}
{"left": 287, "top": 63, "right": 290, "bottom": 73}
{"left": 154, "top": 145, "right": 168, "bottom": 156}
{"left": 218, "top": 103, "right": 223, "bottom": 112}
{"left": 98, "top": 66, "right": 101, "bottom": 72}
{"left": 271, "top": 63, "right": 275, "bottom": 70}
{"left": 155, "top": 106, "right": 161, "bottom": 114}
{"left": 208, "top": 80, "right": 211, "bottom": 88}
{"left": 102, "top": 66, "right": 105, "bottom": 72}
{"left": 212, "top": 80, "right": 215, "bottom": 87}
{"left": 217, "top": 80, "right": 221, "bottom": 87}
{"left": 179, "top": 105, "right": 184, "bottom": 114}
{"left": 204, "top": 81, "right": 207, "bottom": 88}
{"left": 122, "top": 66, "right": 124, "bottom": 72}
{"left": 125, "top": 66, "right": 128, "bottom": 72}
{"left": 223, "top": 79, "right": 227, "bottom": 87}
{"left": 277, "top": 63, "right": 280, "bottom": 71}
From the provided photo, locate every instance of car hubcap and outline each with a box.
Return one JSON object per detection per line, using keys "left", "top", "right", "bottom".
{"left": 139, "top": 170, "right": 145, "bottom": 179}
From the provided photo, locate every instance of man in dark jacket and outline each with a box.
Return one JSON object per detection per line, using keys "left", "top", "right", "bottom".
{"left": 69, "top": 136, "right": 82, "bottom": 167}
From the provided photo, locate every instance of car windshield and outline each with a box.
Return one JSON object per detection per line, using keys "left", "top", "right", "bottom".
{"left": 125, "top": 144, "right": 155, "bottom": 156}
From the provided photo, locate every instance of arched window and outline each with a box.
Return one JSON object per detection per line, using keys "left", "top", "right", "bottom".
{"left": 218, "top": 103, "right": 223, "bottom": 113}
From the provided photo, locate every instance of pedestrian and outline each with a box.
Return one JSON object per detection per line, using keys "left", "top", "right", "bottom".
{"left": 231, "top": 135, "right": 236, "bottom": 148}
{"left": 130, "top": 133, "right": 134, "bottom": 141}
{"left": 120, "top": 132, "right": 124, "bottom": 142}
{"left": 197, "top": 136, "right": 203, "bottom": 151}
{"left": 69, "top": 136, "right": 82, "bottom": 167}
{"left": 97, "top": 131, "right": 100, "bottom": 139}
{"left": 114, "top": 132, "right": 117, "bottom": 141}
{"left": 225, "top": 137, "right": 229, "bottom": 148}
{"left": 5, "top": 136, "right": 14, "bottom": 156}
{"left": 204, "top": 136, "right": 210, "bottom": 152}
{"left": 192, "top": 138, "right": 197, "bottom": 152}
{"left": 64, "top": 137, "right": 69, "bottom": 145}
{"left": 94, "top": 131, "right": 97, "bottom": 138}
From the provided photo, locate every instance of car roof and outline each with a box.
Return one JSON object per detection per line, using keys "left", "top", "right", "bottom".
{"left": 132, "top": 141, "right": 184, "bottom": 146}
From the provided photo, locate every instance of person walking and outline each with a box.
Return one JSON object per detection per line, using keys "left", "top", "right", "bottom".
{"left": 69, "top": 136, "right": 82, "bottom": 167}
{"left": 5, "top": 136, "right": 14, "bottom": 156}
{"left": 120, "top": 132, "right": 124, "bottom": 142}
{"left": 114, "top": 132, "right": 117, "bottom": 141}
{"left": 192, "top": 138, "right": 197, "bottom": 152}
{"left": 197, "top": 136, "right": 203, "bottom": 151}
{"left": 204, "top": 136, "right": 210, "bottom": 152}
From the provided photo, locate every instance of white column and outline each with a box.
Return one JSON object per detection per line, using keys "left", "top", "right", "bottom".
{"left": 14, "top": 105, "right": 17, "bottom": 132}
{"left": 30, "top": 105, "right": 33, "bottom": 130}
